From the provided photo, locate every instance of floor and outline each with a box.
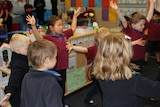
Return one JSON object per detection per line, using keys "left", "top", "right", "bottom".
{"left": 64, "top": 57, "right": 160, "bottom": 107}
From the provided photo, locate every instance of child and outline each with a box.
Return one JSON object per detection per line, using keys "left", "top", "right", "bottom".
{"left": 66, "top": 27, "right": 110, "bottom": 105}
{"left": 92, "top": 32, "right": 160, "bottom": 107}
{"left": 26, "top": 7, "right": 82, "bottom": 106}
{"left": 110, "top": 0, "right": 155, "bottom": 72}
{"left": 20, "top": 39, "right": 63, "bottom": 107}
{"left": 24, "top": 0, "right": 34, "bottom": 28}
{"left": 144, "top": 9, "right": 160, "bottom": 67}
{"left": 34, "top": 0, "right": 45, "bottom": 25}
{"left": 0, "top": 34, "right": 31, "bottom": 107}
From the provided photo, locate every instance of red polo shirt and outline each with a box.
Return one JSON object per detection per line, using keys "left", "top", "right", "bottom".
{"left": 43, "top": 29, "right": 73, "bottom": 70}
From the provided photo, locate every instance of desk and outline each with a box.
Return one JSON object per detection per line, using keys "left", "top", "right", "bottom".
{"left": 65, "top": 31, "right": 95, "bottom": 95}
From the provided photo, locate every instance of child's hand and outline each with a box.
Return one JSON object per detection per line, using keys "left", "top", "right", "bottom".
{"left": 73, "top": 7, "right": 82, "bottom": 18}
{"left": 110, "top": 1, "right": 118, "bottom": 11}
{"left": 66, "top": 42, "right": 74, "bottom": 53}
{"left": 0, "top": 93, "right": 11, "bottom": 106}
{"left": 26, "top": 15, "right": 36, "bottom": 26}
{"left": 150, "top": 0, "right": 156, "bottom": 4}
{"left": 132, "top": 38, "right": 146, "bottom": 46}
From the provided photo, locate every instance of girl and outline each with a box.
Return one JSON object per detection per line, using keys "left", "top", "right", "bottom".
{"left": 26, "top": 7, "right": 82, "bottom": 107}
{"left": 93, "top": 33, "right": 160, "bottom": 107}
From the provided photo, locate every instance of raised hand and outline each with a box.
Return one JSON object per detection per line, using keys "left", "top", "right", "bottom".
{"left": 110, "top": 1, "right": 118, "bottom": 11}
{"left": 73, "top": 7, "right": 82, "bottom": 18}
{"left": 150, "top": 0, "right": 156, "bottom": 4}
{"left": 26, "top": 15, "right": 36, "bottom": 26}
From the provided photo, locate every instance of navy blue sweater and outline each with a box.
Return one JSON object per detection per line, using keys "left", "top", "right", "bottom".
{"left": 99, "top": 74, "right": 160, "bottom": 107}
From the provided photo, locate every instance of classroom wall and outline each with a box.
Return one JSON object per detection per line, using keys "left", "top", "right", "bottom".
{"left": 91, "top": 8, "right": 118, "bottom": 28}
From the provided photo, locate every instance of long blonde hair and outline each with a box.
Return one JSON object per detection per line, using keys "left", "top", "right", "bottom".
{"left": 92, "top": 33, "right": 137, "bottom": 81}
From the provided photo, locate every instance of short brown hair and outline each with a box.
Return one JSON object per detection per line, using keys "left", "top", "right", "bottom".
{"left": 130, "top": 12, "right": 146, "bottom": 24}
{"left": 27, "top": 39, "right": 57, "bottom": 69}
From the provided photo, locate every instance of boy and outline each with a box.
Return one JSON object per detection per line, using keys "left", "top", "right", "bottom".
{"left": 110, "top": 0, "right": 155, "bottom": 72}
{"left": 0, "top": 34, "right": 31, "bottom": 107}
{"left": 20, "top": 39, "right": 63, "bottom": 107}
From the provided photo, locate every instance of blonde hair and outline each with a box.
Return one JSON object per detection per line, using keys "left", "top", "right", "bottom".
{"left": 9, "top": 34, "right": 31, "bottom": 52}
{"left": 94, "top": 27, "right": 110, "bottom": 45}
{"left": 27, "top": 39, "right": 57, "bottom": 69}
{"left": 92, "top": 33, "right": 137, "bottom": 81}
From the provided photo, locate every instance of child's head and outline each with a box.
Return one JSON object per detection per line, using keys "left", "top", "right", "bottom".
{"left": 46, "top": 15, "right": 64, "bottom": 35}
{"left": 93, "top": 32, "right": 135, "bottom": 81}
{"left": 25, "top": 0, "right": 29, "bottom": 4}
{"left": 130, "top": 12, "right": 146, "bottom": 32}
{"left": 9, "top": 34, "right": 31, "bottom": 55}
{"left": 94, "top": 27, "right": 110, "bottom": 45}
{"left": 27, "top": 39, "right": 57, "bottom": 70}
{"left": 152, "top": 9, "right": 160, "bottom": 20}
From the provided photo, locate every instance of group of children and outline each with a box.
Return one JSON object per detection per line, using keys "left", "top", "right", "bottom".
{"left": 0, "top": 0, "right": 160, "bottom": 107}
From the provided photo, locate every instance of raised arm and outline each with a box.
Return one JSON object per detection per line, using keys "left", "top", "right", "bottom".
{"left": 71, "top": 7, "right": 82, "bottom": 32}
{"left": 26, "top": 15, "right": 43, "bottom": 40}
{"left": 146, "top": 0, "right": 156, "bottom": 22}
{"left": 110, "top": 1, "right": 127, "bottom": 28}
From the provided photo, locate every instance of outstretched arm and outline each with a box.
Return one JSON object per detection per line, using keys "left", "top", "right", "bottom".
{"left": 110, "top": 1, "right": 127, "bottom": 28}
{"left": 66, "top": 42, "right": 88, "bottom": 53}
{"left": 71, "top": 7, "right": 82, "bottom": 32}
{"left": 146, "top": 0, "right": 156, "bottom": 22}
{"left": 131, "top": 38, "right": 146, "bottom": 46}
{"left": 26, "top": 15, "right": 43, "bottom": 40}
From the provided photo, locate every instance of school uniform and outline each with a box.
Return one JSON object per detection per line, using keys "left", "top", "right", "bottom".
{"left": 21, "top": 69, "right": 63, "bottom": 107}
{"left": 98, "top": 74, "right": 160, "bottom": 107}
{"left": 146, "top": 19, "right": 160, "bottom": 53}
{"left": 4, "top": 52, "right": 29, "bottom": 107}
{"left": 122, "top": 22, "right": 148, "bottom": 72}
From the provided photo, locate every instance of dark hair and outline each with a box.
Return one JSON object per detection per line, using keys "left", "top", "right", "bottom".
{"left": 46, "top": 15, "right": 62, "bottom": 34}
{"left": 119, "top": 16, "right": 130, "bottom": 26}
{"left": 153, "top": 9, "right": 160, "bottom": 16}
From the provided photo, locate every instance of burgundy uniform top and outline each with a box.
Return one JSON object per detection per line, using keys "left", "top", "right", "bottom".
{"left": 43, "top": 29, "right": 73, "bottom": 70}
{"left": 86, "top": 45, "right": 98, "bottom": 64}
{"left": 147, "top": 19, "right": 160, "bottom": 41}
{"left": 123, "top": 22, "right": 148, "bottom": 61}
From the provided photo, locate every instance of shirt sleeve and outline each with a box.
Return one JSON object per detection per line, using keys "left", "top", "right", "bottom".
{"left": 85, "top": 46, "right": 98, "bottom": 64}
{"left": 63, "top": 29, "right": 73, "bottom": 39}
{"left": 135, "top": 75, "right": 160, "bottom": 100}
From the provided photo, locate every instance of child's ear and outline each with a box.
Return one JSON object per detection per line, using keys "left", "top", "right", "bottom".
{"left": 44, "top": 57, "right": 50, "bottom": 64}
{"left": 14, "top": 47, "right": 20, "bottom": 54}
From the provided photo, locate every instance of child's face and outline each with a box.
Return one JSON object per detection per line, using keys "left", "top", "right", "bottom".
{"left": 131, "top": 19, "right": 146, "bottom": 32}
{"left": 51, "top": 19, "right": 64, "bottom": 35}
